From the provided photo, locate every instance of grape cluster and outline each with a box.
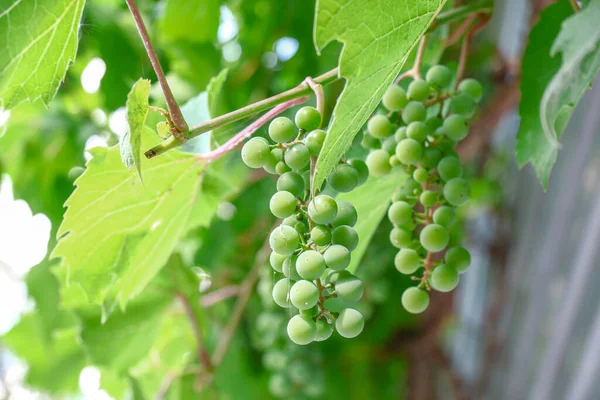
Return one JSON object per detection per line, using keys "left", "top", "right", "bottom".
{"left": 362, "top": 65, "right": 479, "bottom": 314}
{"left": 242, "top": 106, "right": 368, "bottom": 344}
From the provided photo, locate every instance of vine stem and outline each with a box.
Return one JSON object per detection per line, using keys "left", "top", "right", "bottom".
{"left": 431, "top": 0, "right": 493, "bottom": 28}
{"left": 176, "top": 292, "right": 213, "bottom": 374}
{"left": 456, "top": 16, "right": 490, "bottom": 87}
{"left": 125, "top": 0, "right": 188, "bottom": 134}
{"left": 395, "top": 35, "right": 428, "bottom": 83}
{"left": 569, "top": 0, "right": 581, "bottom": 12}
{"left": 304, "top": 76, "right": 325, "bottom": 198}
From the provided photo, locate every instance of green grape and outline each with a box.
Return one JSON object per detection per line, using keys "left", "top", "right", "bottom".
{"left": 437, "top": 156, "right": 463, "bottom": 182}
{"left": 413, "top": 168, "right": 429, "bottom": 183}
{"left": 388, "top": 201, "right": 412, "bottom": 226}
{"left": 382, "top": 136, "right": 397, "bottom": 155}
{"left": 420, "top": 224, "right": 449, "bottom": 252}
{"left": 269, "top": 374, "right": 292, "bottom": 397}
{"left": 407, "top": 79, "right": 430, "bottom": 101}
{"left": 296, "top": 250, "right": 326, "bottom": 280}
{"left": 335, "top": 272, "right": 364, "bottom": 303}
{"left": 361, "top": 133, "right": 381, "bottom": 149}
{"left": 445, "top": 246, "right": 471, "bottom": 273}
{"left": 366, "top": 149, "right": 392, "bottom": 176}
{"left": 425, "top": 116, "right": 444, "bottom": 131}
{"left": 270, "top": 191, "right": 297, "bottom": 218}
{"left": 433, "top": 206, "right": 456, "bottom": 227}
{"left": 335, "top": 308, "right": 364, "bottom": 338}
{"left": 389, "top": 155, "right": 401, "bottom": 167}
{"left": 382, "top": 84, "right": 408, "bottom": 111}
{"left": 284, "top": 143, "right": 310, "bottom": 171}
{"left": 272, "top": 278, "right": 292, "bottom": 308}
{"left": 270, "top": 252, "right": 287, "bottom": 273}
{"left": 287, "top": 314, "right": 316, "bottom": 345}
{"left": 269, "top": 116, "right": 296, "bottom": 143}
{"left": 308, "top": 195, "right": 338, "bottom": 224}
{"left": 394, "top": 126, "right": 408, "bottom": 142}
{"left": 394, "top": 178, "right": 422, "bottom": 201}
{"left": 324, "top": 245, "right": 351, "bottom": 270}
{"left": 332, "top": 200, "right": 358, "bottom": 227}
{"left": 282, "top": 214, "right": 298, "bottom": 227}
{"left": 420, "top": 190, "right": 437, "bottom": 207}
{"left": 402, "top": 101, "right": 427, "bottom": 124}
{"left": 394, "top": 248, "right": 421, "bottom": 274}
{"left": 395, "top": 138, "right": 423, "bottom": 165}
{"left": 450, "top": 93, "right": 476, "bottom": 117}
{"left": 264, "top": 148, "right": 283, "bottom": 174}
{"left": 406, "top": 121, "right": 429, "bottom": 143}
{"left": 282, "top": 255, "right": 302, "bottom": 280}
{"left": 353, "top": 131, "right": 364, "bottom": 147}
{"left": 295, "top": 221, "right": 309, "bottom": 234}
{"left": 324, "top": 297, "right": 345, "bottom": 313}
{"left": 277, "top": 172, "right": 305, "bottom": 198}
{"left": 421, "top": 147, "right": 443, "bottom": 169}
{"left": 331, "top": 225, "right": 359, "bottom": 251}
{"left": 390, "top": 227, "right": 412, "bottom": 248}
{"left": 290, "top": 280, "right": 319, "bottom": 310}
{"left": 315, "top": 319, "right": 334, "bottom": 341}
{"left": 276, "top": 161, "right": 292, "bottom": 175}
{"left": 347, "top": 159, "right": 369, "bottom": 186}
{"left": 295, "top": 106, "right": 321, "bottom": 131}
{"left": 426, "top": 65, "right": 452, "bottom": 89}
{"left": 300, "top": 306, "right": 318, "bottom": 319}
{"left": 302, "top": 170, "right": 311, "bottom": 188}
{"left": 241, "top": 137, "right": 270, "bottom": 168}
{"left": 458, "top": 78, "right": 483, "bottom": 102}
{"left": 443, "top": 115, "right": 469, "bottom": 141}
{"left": 263, "top": 350, "right": 288, "bottom": 370}
{"left": 431, "top": 264, "right": 459, "bottom": 292}
{"left": 401, "top": 287, "right": 430, "bottom": 314}
{"left": 368, "top": 114, "right": 393, "bottom": 138}
{"left": 270, "top": 225, "right": 300, "bottom": 255}
{"left": 305, "top": 129, "right": 327, "bottom": 156}
{"left": 328, "top": 164, "right": 359, "bottom": 193}
{"left": 310, "top": 225, "right": 331, "bottom": 246}
{"left": 443, "top": 178, "right": 470, "bottom": 206}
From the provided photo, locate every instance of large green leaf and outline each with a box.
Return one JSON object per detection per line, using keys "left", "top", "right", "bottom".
{"left": 0, "top": 0, "right": 85, "bottom": 109}
{"left": 120, "top": 79, "right": 151, "bottom": 181}
{"left": 312, "top": 0, "right": 445, "bottom": 190}
{"left": 158, "top": 0, "right": 219, "bottom": 44}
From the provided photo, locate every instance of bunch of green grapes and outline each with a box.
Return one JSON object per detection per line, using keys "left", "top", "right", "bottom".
{"left": 242, "top": 106, "right": 368, "bottom": 344}
{"left": 362, "top": 65, "right": 478, "bottom": 314}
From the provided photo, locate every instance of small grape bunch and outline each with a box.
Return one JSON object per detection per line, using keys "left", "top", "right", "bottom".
{"left": 242, "top": 106, "right": 368, "bottom": 344}
{"left": 362, "top": 65, "right": 480, "bottom": 314}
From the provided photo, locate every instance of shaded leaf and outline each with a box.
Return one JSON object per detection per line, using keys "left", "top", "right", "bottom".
{"left": 120, "top": 78, "right": 151, "bottom": 182}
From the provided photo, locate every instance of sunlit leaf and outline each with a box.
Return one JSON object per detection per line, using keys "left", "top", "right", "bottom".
{"left": 120, "top": 78, "right": 151, "bottom": 182}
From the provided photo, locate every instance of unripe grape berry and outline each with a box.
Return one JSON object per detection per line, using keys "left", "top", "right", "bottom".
{"left": 302, "top": 170, "right": 311, "bottom": 188}
{"left": 431, "top": 264, "right": 459, "bottom": 292}
{"left": 458, "top": 78, "right": 483, "bottom": 102}
{"left": 382, "top": 136, "right": 397, "bottom": 155}
{"left": 395, "top": 178, "right": 422, "bottom": 201}
{"left": 324, "top": 244, "right": 351, "bottom": 270}
{"left": 269, "top": 225, "right": 300, "bottom": 255}
{"left": 420, "top": 190, "right": 437, "bottom": 208}
{"left": 241, "top": 137, "right": 270, "bottom": 168}
{"left": 290, "top": 280, "right": 319, "bottom": 310}
{"left": 413, "top": 168, "right": 429, "bottom": 183}
{"left": 335, "top": 308, "right": 364, "bottom": 338}
{"left": 437, "top": 156, "right": 463, "bottom": 182}
{"left": 361, "top": 133, "right": 381, "bottom": 149}
{"left": 315, "top": 319, "right": 334, "bottom": 341}
{"left": 407, "top": 121, "right": 429, "bottom": 143}
{"left": 421, "top": 147, "right": 443, "bottom": 169}
{"left": 335, "top": 272, "right": 363, "bottom": 303}
{"left": 395, "top": 126, "right": 408, "bottom": 142}
{"left": 407, "top": 79, "right": 430, "bottom": 101}
{"left": 395, "top": 138, "right": 423, "bottom": 165}
{"left": 287, "top": 314, "right": 316, "bottom": 345}
{"left": 276, "top": 161, "right": 291, "bottom": 175}
{"left": 402, "top": 101, "right": 427, "bottom": 124}
{"left": 443, "top": 115, "right": 469, "bottom": 141}
{"left": 388, "top": 201, "right": 412, "bottom": 226}
{"left": 282, "top": 255, "right": 302, "bottom": 280}
{"left": 284, "top": 143, "right": 310, "bottom": 171}
{"left": 269, "top": 117, "right": 296, "bottom": 143}
{"left": 332, "top": 225, "right": 359, "bottom": 251}
{"left": 389, "top": 155, "right": 401, "bottom": 167}
{"left": 368, "top": 114, "right": 393, "bottom": 138}
{"left": 332, "top": 200, "right": 358, "bottom": 227}
{"left": 445, "top": 246, "right": 471, "bottom": 273}
{"left": 270, "top": 252, "right": 287, "bottom": 273}
{"left": 328, "top": 163, "right": 359, "bottom": 193}
{"left": 443, "top": 178, "right": 470, "bottom": 206}
{"left": 295, "top": 106, "right": 321, "bottom": 131}
{"left": 450, "top": 93, "right": 476, "bottom": 117}
{"left": 425, "top": 116, "right": 444, "bottom": 131}
{"left": 366, "top": 149, "right": 392, "bottom": 176}
{"left": 395, "top": 248, "right": 421, "bottom": 274}
{"left": 310, "top": 225, "right": 331, "bottom": 246}
{"left": 382, "top": 84, "right": 408, "bottom": 111}
{"left": 426, "top": 65, "right": 452, "bottom": 89}
{"left": 296, "top": 250, "right": 326, "bottom": 280}
{"left": 270, "top": 191, "right": 297, "bottom": 218}
{"left": 433, "top": 206, "right": 456, "bottom": 227}
{"left": 401, "top": 287, "right": 430, "bottom": 314}
{"left": 264, "top": 148, "right": 282, "bottom": 174}
{"left": 419, "top": 224, "right": 449, "bottom": 252}
{"left": 272, "top": 278, "right": 292, "bottom": 308}
{"left": 277, "top": 172, "right": 305, "bottom": 197}
{"left": 347, "top": 159, "right": 369, "bottom": 186}
{"left": 390, "top": 227, "right": 412, "bottom": 248}
{"left": 295, "top": 221, "right": 309, "bottom": 234}
{"left": 437, "top": 139, "right": 457, "bottom": 154}
{"left": 308, "top": 195, "right": 338, "bottom": 224}
{"left": 304, "top": 129, "right": 327, "bottom": 156}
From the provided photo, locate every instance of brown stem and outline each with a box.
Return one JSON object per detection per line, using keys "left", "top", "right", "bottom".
{"left": 456, "top": 16, "right": 490, "bottom": 88}
{"left": 200, "top": 285, "right": 240, "bottom": 308}
{"left": 177, "top": 292, "right": 213, "bottom": 373}
{"left": 125, "top": 0, "right": 188, "bottom": 134}
{"left": 445, "top": 14, "right": 478, "bottom": 48}
{"left": 304, "top": 77, "right": 325, "bottom": 126}
{"left": 395, "top": 35, "right": 428, "bottom": 83}
{"left": 569, "top": 0, "right": 581, "bottom": 12}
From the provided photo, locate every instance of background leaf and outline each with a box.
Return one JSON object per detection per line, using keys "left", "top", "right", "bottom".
{"left": 120, "top": 78, "right": 151, "bottom": 181}
{"left": 158, "top": 0, "right": 219, "bottom": 44}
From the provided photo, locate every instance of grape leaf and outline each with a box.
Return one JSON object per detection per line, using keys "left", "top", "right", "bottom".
{"left": 0, "top": 0, "right": 85, "bottom": 110}
{"left": 312, "top": 0, "right": 445, "bottom": 190}
{"left": 158, "top": 0, "right": 219, "bottom": 44}
{"left": 338, "top": 170, "right": 405, "bottom": 274}
{"left": 120, "top": 79, "right": 151, "bottom": 182}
